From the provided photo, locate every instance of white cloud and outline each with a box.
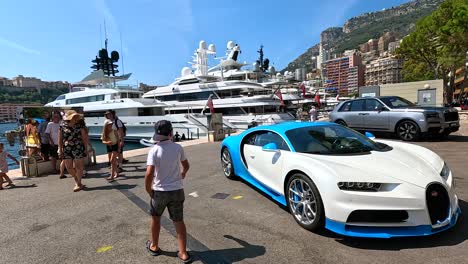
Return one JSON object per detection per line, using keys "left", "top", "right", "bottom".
{"left": 0, "top": 37, "right": 40, "bottom": 55}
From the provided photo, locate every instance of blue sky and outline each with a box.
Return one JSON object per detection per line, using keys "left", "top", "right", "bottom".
{"left": 0, "top": 0, "right": 410, "bottom": 85}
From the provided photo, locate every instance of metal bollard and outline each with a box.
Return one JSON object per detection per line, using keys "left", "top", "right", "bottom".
{"left": 20, "top": 156, "right": 39, "bottom": 177}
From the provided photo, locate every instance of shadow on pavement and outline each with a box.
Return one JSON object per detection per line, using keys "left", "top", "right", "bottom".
{"left": 7, "top": 184, "right": 37, "bottom": 189}
{"left": 160, "top": 235, "right": 266, "bottom": 264}
{"left": 335, "top": 199, "right": 468, "bottom": 250}
{"left": 84, "top": 184, "right": 137, "bottom": 191}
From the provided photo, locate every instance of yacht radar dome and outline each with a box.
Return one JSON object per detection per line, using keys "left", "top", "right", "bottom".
{"left": 269, "top": 66, "right": 276, "bottom": 74}
{"left": 199, "top": 40, "right": 207, "bottom": 50}
{"left": 227, "top": 41, "right": 235, "bottom": 49}
{"left": 181, "top": 67, "right": 191, "bottom": 77}
{"left": 253, "top": 62, "right": 260, "bottom": 72}
{"left": 208, "top": 44, "right": 216, "bottom": 53}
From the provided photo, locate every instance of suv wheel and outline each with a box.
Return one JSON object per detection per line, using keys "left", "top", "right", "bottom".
{"left": 335, "top": 120, "right": 347, "bottom": 127}
{"left": 396, "top": 121, "right": 420, "bottom": 141}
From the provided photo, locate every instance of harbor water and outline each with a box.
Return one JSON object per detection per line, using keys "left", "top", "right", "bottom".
{"left": 0, "top": 123, "right": 146, "bottom": 170}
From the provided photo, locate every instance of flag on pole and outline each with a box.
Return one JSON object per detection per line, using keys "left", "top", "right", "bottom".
{"left": 275, "top": 89, "right": 285, "bottom": 106}
{"left": 207, "top": 96, "right": 215, "bottom": 114}
{"left": 314, "top": 93, "right": 321, "bottom": 108}
{"left": 299, "top": 82, "right": 306, "bottom": 97}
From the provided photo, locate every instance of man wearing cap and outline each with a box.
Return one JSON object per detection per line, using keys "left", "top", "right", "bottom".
{"left": 145, "top": 120, "right": 191, "bottom": 262}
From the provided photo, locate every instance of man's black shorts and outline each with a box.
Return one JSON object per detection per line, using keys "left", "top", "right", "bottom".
{"left": 150, "top": 189, "right": 185, "bottom": 222}
{"left": 106, "top": 144, "right": 119, "bottom": 153}
{"left": 40, "top": 144, "right": 50, "bottom": 157}
{"left": 49, "top": 145, "right": 59, "bottom": 159}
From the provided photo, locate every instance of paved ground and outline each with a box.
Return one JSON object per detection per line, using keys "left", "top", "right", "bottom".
{"left": 1, "top": 130, "right": 467, "bottom": 264}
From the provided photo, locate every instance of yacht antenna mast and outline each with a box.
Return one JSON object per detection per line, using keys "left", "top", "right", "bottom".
{"left": 120, "top": 31, "right": 125, "bottom": 75}
{"left": 104, "top": 20, "right": 108, "bottom": 50}
{"left": 99, "top": 24, "right": 103, "bottom": 48}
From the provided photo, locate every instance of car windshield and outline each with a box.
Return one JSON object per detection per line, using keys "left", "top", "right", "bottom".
{"left": 285, "top": 125, "right": 391, "bottom": 155}
{"left": 379, "top": 97, "right": 416, "bottom": 108}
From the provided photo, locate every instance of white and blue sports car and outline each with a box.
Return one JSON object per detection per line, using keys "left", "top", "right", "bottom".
{"left": 220, "top": 122, "right": 460, "bottom": 238}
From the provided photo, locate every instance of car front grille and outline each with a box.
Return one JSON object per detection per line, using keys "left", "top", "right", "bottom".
{"left": 444, "top": 111, "right": 459, "bottom": 122}
{"left": 426, "top": 183, "right": 450, "bottom": 225}
{"left": 347, "top": 210, "right": 408, "bottom": 223}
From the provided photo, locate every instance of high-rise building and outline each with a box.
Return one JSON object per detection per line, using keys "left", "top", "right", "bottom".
{"left": 0, "top": 103, "right": 41, "bottom": 122}
{"left": 365, "top": 56, "right": 403, "bottom": 85}
{"left": 378, "top": 32, "right": 399, "bottom": 53}
{"left": 317, "top": 43, "right": 330, "bottom": 70}
{"left": 323, "top": 53, "right": 364, "bottom": 95}
{"left": 367, "top": 39, "right": 379, "bottom": 52}
{"left": 388, "top": 40, "right": 401, "bottom": 54}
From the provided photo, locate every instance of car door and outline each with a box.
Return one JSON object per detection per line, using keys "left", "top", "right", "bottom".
{"left": 363, "top": 99, "right": 390, "bottom": 130}
{"left": 243, "top": 131, "right": 288, "bottom": 192}
{"left": 344, "top": 99, "right": 366, "bottom": 128}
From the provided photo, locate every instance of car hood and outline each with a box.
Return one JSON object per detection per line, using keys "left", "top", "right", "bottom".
{"left": 299, "top": 141, "right": 444, "bottom": 188}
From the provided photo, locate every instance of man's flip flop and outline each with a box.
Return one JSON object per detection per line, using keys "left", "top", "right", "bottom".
{"left": 146, "top": 240, "right": 162, "bottom": 256}
{"left": 177, "top": 251, "right": 192, "bottom": 263}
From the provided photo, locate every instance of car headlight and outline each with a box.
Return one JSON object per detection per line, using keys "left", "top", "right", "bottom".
{"left": 337, "top": 182, "right": 382, "bottom": 192}
{"left": 440, "top": 162, "right": 450, "bottom": 179}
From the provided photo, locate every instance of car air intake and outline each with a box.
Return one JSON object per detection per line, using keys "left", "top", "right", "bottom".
{"left": 426, "top": 183, "right": 450, "bottom": 225}
{"left": 347, "top": 210, "right": 409, "bottom": 223}
{"left": 444, "top": 112, "right": 459, "bottom": 122}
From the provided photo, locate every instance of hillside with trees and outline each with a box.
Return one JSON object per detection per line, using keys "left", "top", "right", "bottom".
{"left": 397, "top": 0, "right": 468, "bottom": 103}
{"left": 0, "top": 87, "right": 68, "bottom": 105}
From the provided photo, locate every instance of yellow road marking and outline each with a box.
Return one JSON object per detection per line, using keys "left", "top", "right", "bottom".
{"left": 232, "top": 195, "right": 243, "bottom": 200}
{"left": 96, "top": 246, "right": 113, "bottom": 253}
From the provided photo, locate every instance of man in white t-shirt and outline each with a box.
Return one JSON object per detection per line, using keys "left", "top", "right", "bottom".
{"left": 145, "top": 120, "right": 190, "bottom": 262}
{"left": 45, "top": 113, "right": 62, "bottom": 177}
{"left": 309, "top": 105, "right": 318, "bottom": 122}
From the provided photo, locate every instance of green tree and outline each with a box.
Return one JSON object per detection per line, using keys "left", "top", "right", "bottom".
{"left": 401, "top": 60, "right": 435, "bottom": 82}
{"left": 397, "top": 0, "right": 468, "bottom": 104}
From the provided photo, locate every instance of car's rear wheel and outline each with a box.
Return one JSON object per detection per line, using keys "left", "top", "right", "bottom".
{"left": 335, "top": 120, "right": 347, "bottom": 127}
{"left": 396, "top": 120, "right": 420, "bottom": 141}
{"left": 286, "top": 173, "right": 324, "bottom": 231}
{"left": 221, "top": 148, "right": 235, "bottom": 179}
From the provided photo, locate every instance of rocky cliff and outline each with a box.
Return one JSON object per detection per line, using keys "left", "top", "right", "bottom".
{"left": 282, "top": 0, "right": 444, "bottom": 73}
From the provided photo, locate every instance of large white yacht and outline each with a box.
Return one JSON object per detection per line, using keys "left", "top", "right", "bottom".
{"left": 143, "top": 41, "right": 295, "bottom": 128}
{"left": 45, "top": 72, "right": 207, "bottom": 142}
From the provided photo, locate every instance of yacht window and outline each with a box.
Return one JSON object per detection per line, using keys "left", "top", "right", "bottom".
{"left": 56, "top": 95, "right": 66, "bottom": 100}
{"left": 157, "top": 91, "right": 214, "bottom": 102}
{"left": 179, "top": 79, "right": 200, "bottom": 85}
{"left": 66, "top": 95, "right": 105, "bottom": 105}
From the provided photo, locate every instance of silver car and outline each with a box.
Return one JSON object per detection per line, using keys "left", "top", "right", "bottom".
{"left": 329, "top": 96, "right": 460, "bottom": 141}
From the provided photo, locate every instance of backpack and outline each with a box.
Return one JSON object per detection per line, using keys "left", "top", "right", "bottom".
{"left": 115, "top": 118, "right": 127, "bottom": 137}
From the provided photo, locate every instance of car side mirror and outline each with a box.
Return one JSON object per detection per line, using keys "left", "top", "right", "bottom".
{"left": 376, "top": 106, "right": 386, "bottom": 112}
{"left": 262, "top": 142, "right": 279, "bottom": 152}
{"left": 365, "top": 132, "right": 376, "bottom": 140}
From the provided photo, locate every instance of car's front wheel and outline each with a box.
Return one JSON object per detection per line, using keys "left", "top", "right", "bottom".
{"left": 221, "top": 148, "right": 235, "bottom": 179}
{"left": 286, "top": 173, "right": 324, "bottom": 231}
{"left": 396, "top": 120, "right": 420, "bottom": 141}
